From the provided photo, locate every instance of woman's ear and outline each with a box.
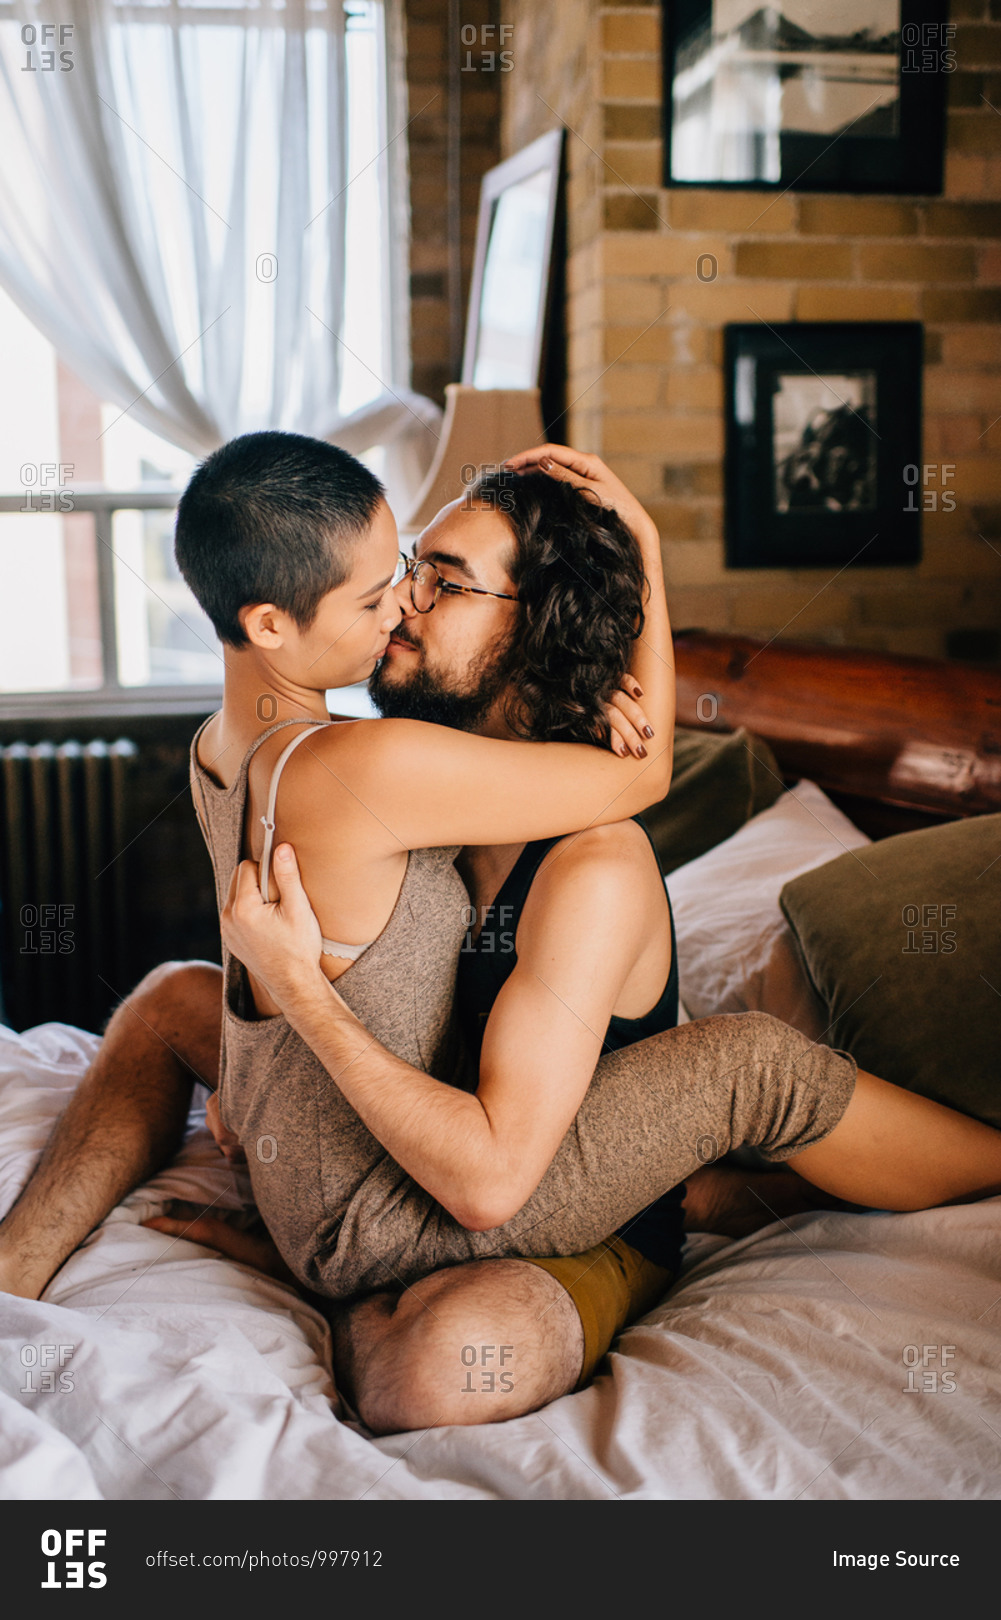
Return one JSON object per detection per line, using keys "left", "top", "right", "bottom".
{"left": 239, "top": 601, "right": 285, "bottom": 648}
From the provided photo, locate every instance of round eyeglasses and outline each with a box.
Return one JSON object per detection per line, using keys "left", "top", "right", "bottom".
{"left": 395, "top": 552, "right": 519, "bottom": 615}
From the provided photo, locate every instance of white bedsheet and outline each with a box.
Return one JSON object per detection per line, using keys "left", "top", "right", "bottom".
{"left": 1, "top": 1022, "right": 999, "bottom": 1501}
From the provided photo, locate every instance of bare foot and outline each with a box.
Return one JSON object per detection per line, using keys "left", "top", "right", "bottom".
{"left": 142, "top": 1205, "right": 298, "bottom": 1286}
{"left": 683, "top": 1164, "right": 834, "bottom": 1239}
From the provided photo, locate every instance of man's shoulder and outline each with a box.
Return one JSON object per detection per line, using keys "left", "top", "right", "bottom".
{"left": 545, "top": 818, "right": 652, "bottom": 875}
{"left": 525, "top": 820, "right": 655, "bottom": 917}
{"left": 514, "top": 820, "right": 658, "bottom": 973}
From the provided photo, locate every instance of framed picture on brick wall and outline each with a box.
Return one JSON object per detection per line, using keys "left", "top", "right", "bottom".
{"left": 663, "top": 1, "right": 950, "bottom": 193}
{"left": 724, "top": 322, "right": 923, "bottom": 569}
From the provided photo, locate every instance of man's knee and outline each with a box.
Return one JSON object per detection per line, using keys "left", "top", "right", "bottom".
{"left": 129, "top": 959, "right": 221, "bottom": 1011}
{"left": 354, "top": 1262, "right": 582, "bottom": 1435}
{"left": 745, "top": 1008, "right": 813, "bottom": 1055}
{"left": 114, "top": 960, "right": 222, "bottom": 1083}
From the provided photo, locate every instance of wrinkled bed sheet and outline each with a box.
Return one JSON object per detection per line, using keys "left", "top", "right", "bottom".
{"left": 1, "top": 1022, "right": 999, "bottom": 1500}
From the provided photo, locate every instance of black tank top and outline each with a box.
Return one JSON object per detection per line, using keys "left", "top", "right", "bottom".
{"left": 456, "top": 816, "right": 686, "bottom": 1271}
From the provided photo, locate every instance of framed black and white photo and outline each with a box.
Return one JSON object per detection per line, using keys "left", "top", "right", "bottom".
{"left": 663, "top": 1, "right": 949, "bottom": 193}
{"left": 724, "top": 322, "right": 923, "bottom": 569}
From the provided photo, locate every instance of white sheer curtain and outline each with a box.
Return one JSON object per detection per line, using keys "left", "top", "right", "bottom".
{"left": 0, "top": 0, "right": 438, "bottom": 503}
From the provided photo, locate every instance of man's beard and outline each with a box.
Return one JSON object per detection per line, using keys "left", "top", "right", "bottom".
{"left": 369, "top": 629, "right": 510, "bottom": 732}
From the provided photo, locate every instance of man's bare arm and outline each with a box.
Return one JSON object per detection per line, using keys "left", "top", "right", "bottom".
{"left": 221, "top": 839, "right": 653, "bottom": 1230}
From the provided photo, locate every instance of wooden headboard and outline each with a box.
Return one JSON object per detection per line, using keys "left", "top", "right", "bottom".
{"left": 673, "top": 631, "right": 1001, "bottom": 838}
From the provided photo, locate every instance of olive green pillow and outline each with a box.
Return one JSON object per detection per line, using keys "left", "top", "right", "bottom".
{"left": 643, "top": 726, "right": 785, "bottom": 876}
{"left": 780, "top": 814, "right": 1001, "bottom": 1127}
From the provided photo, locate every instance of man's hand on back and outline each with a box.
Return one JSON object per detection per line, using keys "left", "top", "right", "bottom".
{"left": 221, "top": 845, "right": 327, "bottom": 1010}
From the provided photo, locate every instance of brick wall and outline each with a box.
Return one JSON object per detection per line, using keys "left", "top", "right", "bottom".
{"left": 404, "top": 0, "right": 502, "bottom": 406}
{"left": 489, "top": 0, "right": 1001, "bottom": 662}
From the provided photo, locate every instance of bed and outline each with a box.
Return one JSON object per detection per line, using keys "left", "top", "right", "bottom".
{"left": 1, "top": 631, "right": 999, "bottom": 1501}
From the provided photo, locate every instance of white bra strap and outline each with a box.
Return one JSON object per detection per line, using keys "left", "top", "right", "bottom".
{"left": 321, "top": 936, "right": 370, "bottom": 961}
{"left": 259, "top": 723, "right": 328, "bottom": 903}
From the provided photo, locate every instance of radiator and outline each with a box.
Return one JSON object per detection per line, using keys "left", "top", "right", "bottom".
{"left": 0, "top": 739, "right": 137, "bottom": 1032}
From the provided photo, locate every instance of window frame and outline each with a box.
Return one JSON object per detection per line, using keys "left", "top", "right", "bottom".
{"left": 0, "top": 0, "right": 399, "bottom": 720}
{"left": 0, "top": 490, "right": 223, "bottom": 720}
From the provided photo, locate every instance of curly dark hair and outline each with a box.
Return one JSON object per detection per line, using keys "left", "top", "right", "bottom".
{"left": 468, "top": 467, "right": 647, "bottom": 747}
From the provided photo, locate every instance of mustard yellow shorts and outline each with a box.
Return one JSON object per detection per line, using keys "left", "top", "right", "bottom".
{"left": 525, "top": 1235, "right": 674, "bottom": 1390}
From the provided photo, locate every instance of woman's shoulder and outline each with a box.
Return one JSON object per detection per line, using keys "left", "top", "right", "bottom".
{"left": 250, "top": 719, "right": 397, "bottom": 846}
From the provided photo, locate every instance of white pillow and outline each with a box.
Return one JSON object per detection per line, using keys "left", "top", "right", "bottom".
{"left": 668, "top": 780, "right": 871, "bottom": 1040}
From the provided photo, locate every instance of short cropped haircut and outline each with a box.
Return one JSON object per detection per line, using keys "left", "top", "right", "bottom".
{"left": 468, "top": 468, "right": 647, "bottom": 747}
{"left": 174, "top": 431, "right": 385, "bottom": 647}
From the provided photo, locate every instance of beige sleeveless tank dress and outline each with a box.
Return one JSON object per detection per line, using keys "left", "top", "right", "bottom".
{"left": 190, "top": 715, "right": 858, "bottom": 1301}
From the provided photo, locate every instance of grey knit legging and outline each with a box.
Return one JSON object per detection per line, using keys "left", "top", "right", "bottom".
{"left": 243, "top": 1010, "right": 856, "bottom": 1300}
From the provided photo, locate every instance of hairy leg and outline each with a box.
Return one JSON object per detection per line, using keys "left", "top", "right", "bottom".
{"left": 334, "top": 1260, "right": 584, "bottom": 1434}
{"left": 0, "top": 960, "right": 223, "bottom": 1299}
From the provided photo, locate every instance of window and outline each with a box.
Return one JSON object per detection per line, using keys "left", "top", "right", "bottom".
{"left": 0, "top": 0, "right": 388, "bottom": 709}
